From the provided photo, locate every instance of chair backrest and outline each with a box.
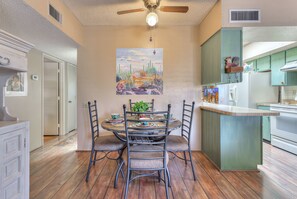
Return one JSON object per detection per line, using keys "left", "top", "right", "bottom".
{"left": 181, "top": 100, "right": 195, "bottom": 145}
{"left": 123, "top": 104, "right": 171, "bottom": 169}
{"left": 129, "top": 99, "right": 155, "bottom": 112}
{"left": 88, "top": 100, "right": 99, "bottom": 144}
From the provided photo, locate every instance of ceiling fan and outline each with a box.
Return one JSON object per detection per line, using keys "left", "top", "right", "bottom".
{"left": 117, "top": 0, "right": 189, "bottom": 26}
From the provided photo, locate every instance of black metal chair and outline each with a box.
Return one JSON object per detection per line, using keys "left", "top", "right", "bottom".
{"left": 85, "top": 100, "right": 126, "bottom": 188}
{"left": 122, "top": 104, "right": 171, "bottom": 199}
{"left": 129, "top": 99, "right": 155, "bottom": 112}
{"left": 167, "top": 100, "right": 197, "bottom": 181}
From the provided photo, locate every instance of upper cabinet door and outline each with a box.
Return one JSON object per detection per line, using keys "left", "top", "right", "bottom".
{"left": 271, "top": 51, "right": 286, "bottom": 86}
{"left": 286, "top": 47, "right": 297, "bottom": 63}
{"left": 201, "top": 28, "right": 242, "bottom": 85}
{"left": 201, "top": 31, "right": 221, "bottom": 85}
{"left": 256, "top": 56, "right": 271, "bottom": 72}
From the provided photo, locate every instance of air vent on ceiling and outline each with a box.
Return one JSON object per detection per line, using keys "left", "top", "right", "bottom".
{"left": 229, "top": 9, "right": 260, "bottom": 23}
{"left": 49, "top": 4, "right": 62, "bottom": 24}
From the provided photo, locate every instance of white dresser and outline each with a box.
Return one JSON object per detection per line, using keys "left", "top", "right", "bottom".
{"left": 0, "top": 30, "right": 33, "bottom": 199}
{"left": 0, "top": 121, "right": 29, "bottom": 199}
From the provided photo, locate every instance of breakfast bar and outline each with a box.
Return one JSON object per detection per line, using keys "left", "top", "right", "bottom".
{"left": 200, "top": 103, "right": 280, "bottom": 171}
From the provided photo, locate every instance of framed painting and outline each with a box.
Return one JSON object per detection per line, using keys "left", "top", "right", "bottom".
{"left": 5, "top": 72, "right": 28, "bottom": 96}
{"left": 116, "top": 48, "right": 163, "bottom": 95}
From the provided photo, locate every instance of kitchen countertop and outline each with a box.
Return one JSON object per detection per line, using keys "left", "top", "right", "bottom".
{"left": 256, "top": 102, "right": 279, "bottom": 107}
{"left": 200, "top": 103, "right": 280, "bottom": 116}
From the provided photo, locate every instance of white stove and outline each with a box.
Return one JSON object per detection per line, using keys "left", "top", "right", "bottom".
{"left": 270, "top": 104, "right": 297, "bottom": 155}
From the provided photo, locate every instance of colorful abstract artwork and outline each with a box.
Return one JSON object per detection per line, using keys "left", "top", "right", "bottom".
{"left": 116, "top": 48, "right": 163, "bottom": 95}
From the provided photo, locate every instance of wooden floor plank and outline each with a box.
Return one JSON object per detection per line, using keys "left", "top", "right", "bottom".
{"left": 87, "top": 158, "right": 117, "bottom": 198}
{"left": 172, "top": 153, "right": 208, "bottom": 199}
{"left": 51, "top": 153, "right": 91, "bottom": 199}
{"left": 30, "top": 135, "right": 297, "bottom": 199}
{"left": 127, "top": 178, "right": 140, "bottom": 199}
{"left": 33, "top": 152, "right": 89, "bottom": 199}
{"left": 168, "top": 158, "right": 194, "bottom": 199}
{"left": 69, "top": 157, "right": 108, "bottom": 199}
{"left": 104, "top": 166, "right": 125, "bottom": 199}
{"left": 30, "top": 137, "right": 81, "bottom": 198}
{"left": 247, "top": 171, "right": 295, "bottom": 199}
{"left": 190, "top": 153, "right": 226, "bottom": 199}
{"left": 222, "top": 171, "right": 260, "bottom": 199}
{"left": 196, "top": 152, "right": 244, "bottom": 199}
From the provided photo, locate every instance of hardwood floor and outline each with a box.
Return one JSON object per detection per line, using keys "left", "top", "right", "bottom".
{"left": 30, "top": 133, "right": 297, "bottom": 199}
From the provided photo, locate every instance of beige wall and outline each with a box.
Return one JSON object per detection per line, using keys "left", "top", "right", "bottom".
{"left": 5, "top": 49, "right": 43, "bottom": 151}
{"left": 199, "top": 0, "right": 222, "bottom": 45}
{"left": 24, "top": 0, "right": 84, "bottom": 45}
{"left": 222, "top": 0, "right": 297, "bottom": 27}
{"left": 77, "top": 26, "right": 202, "bottom": 151}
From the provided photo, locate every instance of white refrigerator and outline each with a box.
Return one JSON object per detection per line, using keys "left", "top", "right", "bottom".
{"left": 218, "top": 72, "right": 278, "bottom": 108}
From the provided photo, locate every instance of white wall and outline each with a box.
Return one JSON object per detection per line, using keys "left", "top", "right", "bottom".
{"left": 5, "top": 49, "right": 43, "bottom": 151}
{"left": 77, "top": 26, "right": 202, "bottom": 151}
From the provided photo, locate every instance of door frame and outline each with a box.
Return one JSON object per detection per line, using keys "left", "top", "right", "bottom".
{"left": 41, "top": 53, "right": 66, "bottom": 145}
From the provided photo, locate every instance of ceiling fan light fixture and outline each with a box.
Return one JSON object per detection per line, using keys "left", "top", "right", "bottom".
{"left": 146, "top": 12, "right": 158, "bottom": 26}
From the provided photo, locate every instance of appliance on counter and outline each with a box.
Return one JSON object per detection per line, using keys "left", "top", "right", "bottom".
{"left": 218, "top": 72, "right": 278, "bottom": 108}
{"left": 270, "top": 104, "right": 297, "bottom": 155}
{"left": 280, "top": 60, "right": 297, "bottom": 72}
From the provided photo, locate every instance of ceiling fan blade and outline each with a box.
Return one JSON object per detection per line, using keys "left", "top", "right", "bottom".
{"left": 160, "top": 6, "right": 189, "bottom": 13}
{"left": 117, "top": 8, "right": 145, "bottom": 15}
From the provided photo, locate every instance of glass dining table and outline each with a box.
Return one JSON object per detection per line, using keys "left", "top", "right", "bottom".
{"left": 101, "top": 115, "right": 182, "bottom": 142}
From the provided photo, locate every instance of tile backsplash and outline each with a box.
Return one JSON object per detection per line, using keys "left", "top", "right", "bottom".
{"left": 282, "top": 86, "right": 297, "bottom": 103}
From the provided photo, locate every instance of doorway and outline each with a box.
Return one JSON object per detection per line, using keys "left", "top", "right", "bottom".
{"left": 43, "top": 57, "right": 60, "bottom": 138}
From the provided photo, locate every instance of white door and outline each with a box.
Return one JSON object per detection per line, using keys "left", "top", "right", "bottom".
{"left": 66, "top": 64, "right": 77, "bottom": 133}
{"left": 44, "top": 62, "right": 59, "bottom": 135}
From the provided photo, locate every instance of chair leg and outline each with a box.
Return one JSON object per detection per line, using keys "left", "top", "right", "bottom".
{"left": 93, "top": 151, "right": 97, "bottom": 165}
{"left": 158, "top": 171, "right": 161, "bottom": 182}
{"left": 164, "top": 168, "right": 169, "bottom": 199}
{"left": 188, "top": 150, "right": 197, "bottom": 181}
{"left": 86, "top": 149, "right": 94, "bottom": 182}
{"left": 120, "top": 162, "right": 125, "bottom": 179}
{"left": 166, "top": 168, "right": 171, "bottom": 187}
{"left": 124, "top": 168, "right": 130, "bottom": 199}
{"left": 183, "top": 151, "right": 187, "bottom": 165}
{"left": 117, "top": 150, "right": 125, "bottom": 179}
{"left": 114, "top": 160, "right": 124, "bottom": 188}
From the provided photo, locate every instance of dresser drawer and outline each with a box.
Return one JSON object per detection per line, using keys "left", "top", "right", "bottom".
{"left": 1, "top": 128, "right": 25, "bottom": 162}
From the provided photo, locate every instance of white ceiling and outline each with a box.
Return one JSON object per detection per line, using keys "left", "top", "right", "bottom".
{"left": 243, "top": 27, "right": 297, "bottom": 61}
{"left": 0, "top": 0, "right": 78, "bottom": 64}
{"left": 63, "top": 0, "right": 217, "bottom": 26}
{"left": 243, "top": 26, "right": 297, "bottom": 42}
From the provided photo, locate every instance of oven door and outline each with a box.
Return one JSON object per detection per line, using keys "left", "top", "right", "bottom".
{"left": 270, "top": 109, "right": 297, "bottom": 154}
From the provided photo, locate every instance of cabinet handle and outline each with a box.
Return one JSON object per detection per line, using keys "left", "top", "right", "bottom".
{"left": 24, "top": 137, "right": 26, "bottom": 148}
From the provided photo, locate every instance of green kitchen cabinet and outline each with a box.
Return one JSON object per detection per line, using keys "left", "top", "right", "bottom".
{"left": 201, "top": 28, "right": 242, "bottom": 85}
{"left": 271, "top": 51, "right": 297, "bottom": 86}
{"left": 247, "top": 60, "right": 257, "bottom": 71}
{"left": 257, "top": 106, "right": 271, "bottom": 142}
{"left": 256, "top": 56, "right": 271, "bottom": 72}
{"left": 286, "top": 47, "right": 297, "bottom": 63}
